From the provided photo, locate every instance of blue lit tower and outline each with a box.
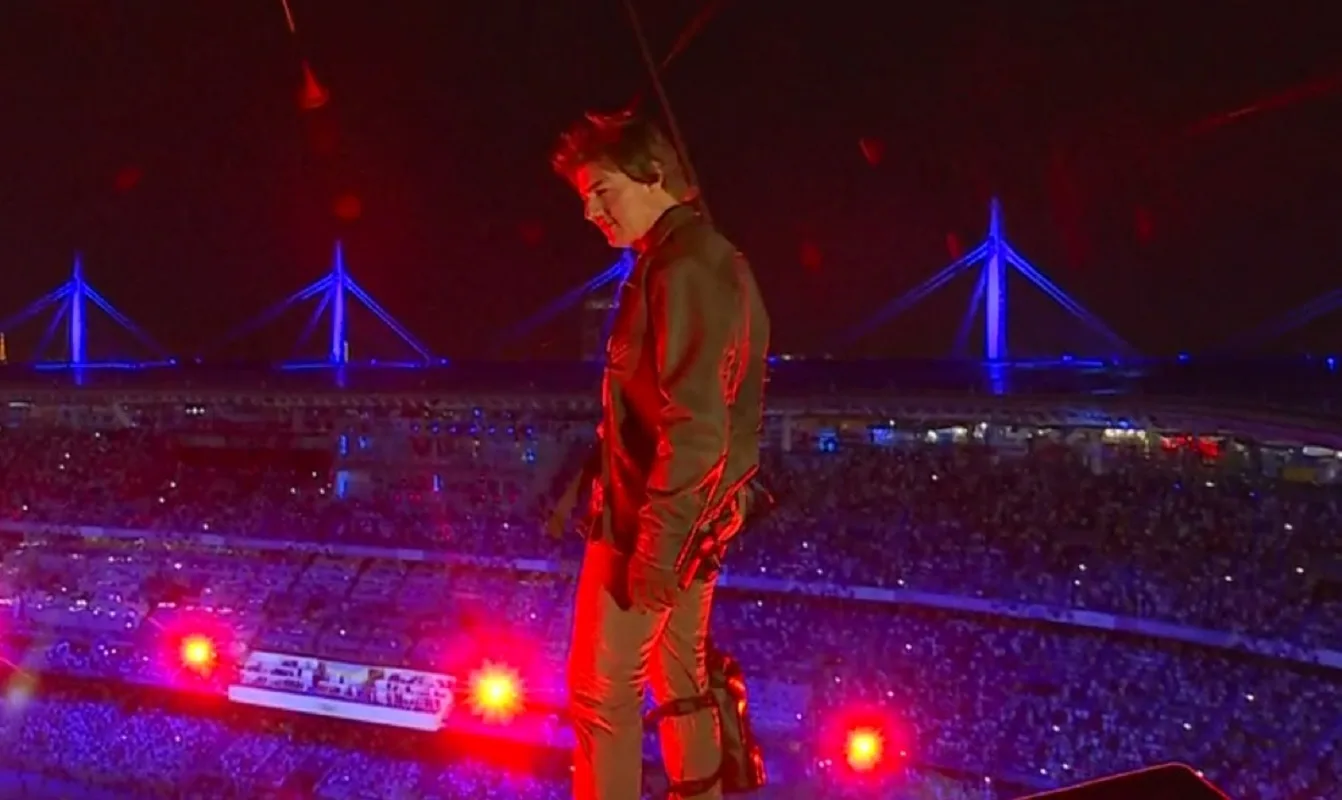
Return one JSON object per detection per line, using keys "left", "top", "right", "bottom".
{"left": 842, "top": 198, "right": 1135, "bottom": 361}
{"left": 0, "top": 252, "right": 169, "bottom": 367}
{"left": 213, "top": 241, "right": 437, "bottom": 367}
{"left": 985, "top": 197, "right": 1007, "bottom": 360}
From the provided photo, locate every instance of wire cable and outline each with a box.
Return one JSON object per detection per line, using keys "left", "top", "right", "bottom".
{"left": 620, "top": 0, "right": 716, "bottom": 225}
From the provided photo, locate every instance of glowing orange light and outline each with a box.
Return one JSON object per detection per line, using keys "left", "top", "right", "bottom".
{"left": 845, "top": 727, "right": 883, "bottom": 772}
{"left": 468, "top": 662, "right": 524, "bottom": 723}
{"left": 180, "top": 635, "right": 216, "bottom": 671}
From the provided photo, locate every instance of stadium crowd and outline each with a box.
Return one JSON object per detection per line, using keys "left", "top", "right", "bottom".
{"left": 0, "top": 400, "right": 1339, "bottom": 799}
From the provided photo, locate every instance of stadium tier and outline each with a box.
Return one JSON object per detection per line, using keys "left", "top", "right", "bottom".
{"left": 0, "top": 368, "right": 1339, "bottom": 799}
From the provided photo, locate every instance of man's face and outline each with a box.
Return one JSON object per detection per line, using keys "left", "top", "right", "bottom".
{"left": 572, "top": 162, "right": 666, "bottom": 249}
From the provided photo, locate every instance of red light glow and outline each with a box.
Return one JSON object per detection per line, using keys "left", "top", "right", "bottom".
{"left": 858, "top": 136, "right": 885, "bottom": 166}
{"left": 945, "top": 231, "right": 964, "bottom": 259}
{"left": 799, "top": 240, "right": 823, "bottom": 272}
{"left": 298, "top": 60, "right": 330, "bottom": 111}
{"left": 334, "top": 193, "right": 362, "bottom": 221}
{"left": 113, "top": 165, "right": 143, "bottom": 193}
{"left": 468, "top": 662, "right": 524, "bottom": 723}
{"left": 180, "top": 634, "right": 216, "bottom": 671}
{"left": 845, "top": 727, "right": 884, "bottom": 772}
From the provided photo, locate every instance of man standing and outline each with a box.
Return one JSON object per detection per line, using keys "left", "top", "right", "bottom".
{"left": 551, "top": 111, "right": 769, "bottom": 800}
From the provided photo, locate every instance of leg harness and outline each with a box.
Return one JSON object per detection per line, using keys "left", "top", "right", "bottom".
{"left": 644, "top": 645, "right": 768, "bottom": 797}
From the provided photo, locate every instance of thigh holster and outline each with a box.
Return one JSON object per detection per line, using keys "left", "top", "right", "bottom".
{"left": 645, "top": 645, "right": 768, "bottom": 796}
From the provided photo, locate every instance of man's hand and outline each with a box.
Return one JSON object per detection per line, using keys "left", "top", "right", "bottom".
{"left": 627, "top": 551, "right": 679, "bottom": 613}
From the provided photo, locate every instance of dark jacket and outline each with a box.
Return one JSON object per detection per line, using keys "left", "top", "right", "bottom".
{"left": 593, "top": 205, "right": 770, "bottom": 569}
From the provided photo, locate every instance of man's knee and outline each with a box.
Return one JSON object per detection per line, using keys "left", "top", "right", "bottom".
{"left": 646, "top": 694, "right": 722, "bottom": 798}
{"left": 647, "top": 692, "right": 720, "bottom": 750}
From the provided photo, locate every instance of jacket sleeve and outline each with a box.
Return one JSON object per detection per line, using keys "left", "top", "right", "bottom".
{"left": 637, "top": 255, "right": 734, "bottom": 567}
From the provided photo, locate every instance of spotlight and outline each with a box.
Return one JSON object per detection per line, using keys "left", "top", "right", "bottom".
{"left": 467, "top": 661, "right": 524, "bottom": 723}
{"left": 845, "top": 727, "right": 884, "bottom": 772}
{"left": 180, "top": 634, "right": 216, "bottom": 672}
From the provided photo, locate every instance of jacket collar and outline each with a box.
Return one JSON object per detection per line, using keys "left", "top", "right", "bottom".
{"left": 633, "top": 204, "right": 697, "bottom": 254}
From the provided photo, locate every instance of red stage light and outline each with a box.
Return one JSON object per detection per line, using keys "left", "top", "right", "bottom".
{"left": 180, "top": 634, "right": 216, "bottom": 671}
{"left": 845, "top": 727, "right": 884, "bottom": 772}
{"left": 468, "top": 662, "right": 524, "bottom": 723}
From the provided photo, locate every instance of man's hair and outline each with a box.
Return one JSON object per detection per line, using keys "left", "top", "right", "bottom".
{"left": 550, "top": 111, "right": 692, "bottom": 200}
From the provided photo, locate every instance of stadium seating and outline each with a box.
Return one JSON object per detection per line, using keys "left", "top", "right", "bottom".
{"left": 0, "top": 399, "right": 1339, "bottom": 799}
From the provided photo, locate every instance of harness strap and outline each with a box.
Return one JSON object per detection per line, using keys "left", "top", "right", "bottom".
{"left": 644, "top": 693, "right": 724, "bottom": 798}
{"left": 644, "top": 692, "right": 715, "bottom": 726}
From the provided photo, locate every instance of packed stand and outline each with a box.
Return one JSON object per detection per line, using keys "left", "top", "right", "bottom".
{"left": 2, "top": 411, "right": 1339, "bottom": 646}
{"left": 3, "top": 542, "right": 1341, "bottom": 798}
{"left": 0, "top": 401, "right": 1341, "bottom": 798}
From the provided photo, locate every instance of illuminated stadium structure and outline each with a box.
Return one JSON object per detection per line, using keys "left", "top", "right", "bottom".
{"left": 209, "top": 240, "right": 442, "bottom": 371}
{"left": 2, "top": 204, "right": 1340, "bottom": 379}
{"left": 0, "top": 252, "right": 172, "bottom": 370}
{"left": 840, "top": 199, "right": 1137, "bottom": 363}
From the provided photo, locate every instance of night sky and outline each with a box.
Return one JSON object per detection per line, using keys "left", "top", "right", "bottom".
{"left": 1, "top": 1, "right": 1339, "bottom": 362}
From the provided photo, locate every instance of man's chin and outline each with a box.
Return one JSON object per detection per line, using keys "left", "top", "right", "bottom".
{"left": 605, "top": 230, "right": 633, "bottom": 248}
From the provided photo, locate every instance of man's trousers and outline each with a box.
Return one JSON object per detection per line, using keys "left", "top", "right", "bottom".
{"left": 568, "top": 539, "right": 722, "bottom": 800}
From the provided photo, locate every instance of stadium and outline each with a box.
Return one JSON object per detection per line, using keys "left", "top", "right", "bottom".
{"left": 3, "top": 2, "right": 1342, "bottom": 799}
{"left": 0, "top": 355, "right": 1339, "bottom": 799}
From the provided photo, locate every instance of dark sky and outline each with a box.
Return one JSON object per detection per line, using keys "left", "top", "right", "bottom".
{"left": 1, "top": 0, "right": 1339, "bottom": 362}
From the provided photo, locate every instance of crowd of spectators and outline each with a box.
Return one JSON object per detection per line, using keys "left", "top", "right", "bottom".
{"left": 0, "top": 399, "right": 1339, "bottom": 798}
